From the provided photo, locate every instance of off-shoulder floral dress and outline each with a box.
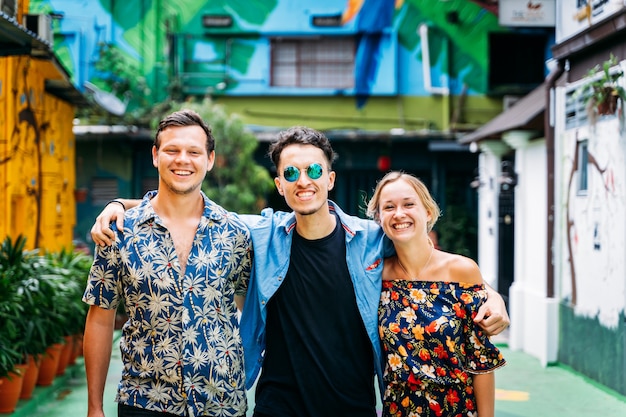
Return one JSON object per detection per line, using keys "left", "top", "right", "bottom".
{"left": 379, "top": 280, "right": 506, "bottom": 417}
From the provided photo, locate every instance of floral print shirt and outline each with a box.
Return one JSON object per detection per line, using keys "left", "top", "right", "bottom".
{"left": 379, "top": 280, "right": 506, "bottom": 416}
{"left": 83, "top": 193, "right": 252, "bottom": 417}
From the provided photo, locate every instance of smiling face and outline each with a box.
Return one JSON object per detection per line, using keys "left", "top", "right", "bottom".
{"left": 377, "top": 178, "right": 431, "bottom": 244}
{"left": 274, "top": 144, "right": 335, "bottom": 217}
{"left": 152, "top": 124, "right": 215, "bottom": 196}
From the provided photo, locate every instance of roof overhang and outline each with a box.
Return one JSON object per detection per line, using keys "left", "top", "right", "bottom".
{"left": 0, "top": 11, "right": 51, "bottom": 57}
{"left": 0, "top": 11, "right": 89, "bottom": 106}
{"left": 458, "top": 82, "right": 546, "bottom": 144}
{"left": 73, "top": 124, "right": 152, "bottom": 140}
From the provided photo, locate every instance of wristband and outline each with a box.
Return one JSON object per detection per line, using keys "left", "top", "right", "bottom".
{"left": 106, "top": 199, "right": 126, "bottom": 210}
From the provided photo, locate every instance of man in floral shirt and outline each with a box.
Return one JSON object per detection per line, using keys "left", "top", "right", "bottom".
{"left": 82, "top": 109, "right": 252, "bottom": 417}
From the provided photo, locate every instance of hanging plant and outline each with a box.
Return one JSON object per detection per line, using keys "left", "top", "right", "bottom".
{"left": 576, "top": 54, "right": 625, "bottom": 117}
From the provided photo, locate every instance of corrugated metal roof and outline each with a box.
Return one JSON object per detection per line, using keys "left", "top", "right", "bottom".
{"left": 0, "top": 11, "right": 89, "bottom": 106}
{"left": 0, "top": 11, "right": 52, "bottom": 57}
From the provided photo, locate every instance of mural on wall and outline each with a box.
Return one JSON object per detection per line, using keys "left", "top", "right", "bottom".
{"left": 341, "top": 0, "right": 397, "bottom": 108}
{"left": 29, "top": 0, "right": 504, "bottom": 112}
{"left": 560, "top": 120, "right": 626, "bottom": 328}
{"left": 0, "top": 57, "right": 43, "bottom": 247}
{"left": 0, "top": 54, "right": 76, "bottom": 251}
{"left": 397, "top": 0, "right": 500, "bottom": 94}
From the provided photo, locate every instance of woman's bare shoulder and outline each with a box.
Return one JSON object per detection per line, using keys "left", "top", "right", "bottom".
{"left": 442, "top": 252, "right": 483, "bottom": 285}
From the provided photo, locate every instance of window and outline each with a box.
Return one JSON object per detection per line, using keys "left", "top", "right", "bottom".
{"left": 91, "top": 178, "right": 119, "bottom": 205}
{"left": 271, "top": 37, "right": 355, "bottom": 88}
{"left": 488, "top": 32, "right": 547, "bottom": 95}
{"left": 577, "top": 140, "right": 588, "bottom": 194}
{"left": 565, "top": 88, "right": 589, "bottom": 129}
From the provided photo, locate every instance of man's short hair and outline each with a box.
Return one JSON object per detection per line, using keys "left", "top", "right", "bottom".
{"left": 154, "top": 109, "right": 215, "bottom": 154}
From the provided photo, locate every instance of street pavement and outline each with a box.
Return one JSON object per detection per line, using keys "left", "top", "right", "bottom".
{"left": 11, "top": 334, "right": 626, "bottom": 417}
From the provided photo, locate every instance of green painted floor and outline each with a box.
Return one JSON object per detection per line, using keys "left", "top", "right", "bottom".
{"left": 10, "top": 340, "right": 626, "bottom": 417}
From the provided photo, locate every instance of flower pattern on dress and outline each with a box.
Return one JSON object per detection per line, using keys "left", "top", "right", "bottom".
{"left": 83, "top": 194, "right": 252, "bottom": 417}
{"left": 379, "top": 280, "right": 506, "bottom": 417}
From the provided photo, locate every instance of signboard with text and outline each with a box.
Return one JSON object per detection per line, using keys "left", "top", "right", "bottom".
{"left": 499, "top": 0, "right": 556, "bottom": 26}
{"left": 556, "top": 0, "right": 625, "bottom": 42}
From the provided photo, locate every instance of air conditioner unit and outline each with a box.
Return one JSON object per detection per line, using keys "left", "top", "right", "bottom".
{"left": 23, "top": 14, "right": 53, "bottom": 45}
{"left": 0, "top": 0, "right": 17, "bottom": 18}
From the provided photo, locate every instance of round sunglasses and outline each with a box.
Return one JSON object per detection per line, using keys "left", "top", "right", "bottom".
{"left": 282, "top": 163, "right": 324, "bottom": 182}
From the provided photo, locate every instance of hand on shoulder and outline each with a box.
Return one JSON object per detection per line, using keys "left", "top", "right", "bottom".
{"left": 91, "top": 201, "right": 127, "bottom": 246}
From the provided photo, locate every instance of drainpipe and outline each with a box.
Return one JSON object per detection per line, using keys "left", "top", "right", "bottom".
{"left": 418, "top": 24, "right": 451, "bottom": 130}
{"left": 545, "top": 59, "right": 565, "bottom": 298}
{"left": 418, "top": 24, "right": 450, "bottom": 95}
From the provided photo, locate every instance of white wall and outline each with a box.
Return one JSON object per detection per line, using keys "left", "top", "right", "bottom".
{"left": 504, "top": 133, "right": 558, "bottom": 366}
{"left": 476, "top": 141, "right": 512, "bottom": 288}
{"left": 557, "top": 118, "right": 626, "bottom": 328}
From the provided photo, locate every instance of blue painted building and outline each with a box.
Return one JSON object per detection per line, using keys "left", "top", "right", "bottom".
{"left": 27, "top": 1, "right": 554, "bottom": 260}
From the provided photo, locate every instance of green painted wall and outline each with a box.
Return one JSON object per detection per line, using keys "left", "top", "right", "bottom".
{"left": 559, "top": 303, "right": 626, "bottom": 396}
{"left": 217, "top": 95, "right": 503, "bottom": 132}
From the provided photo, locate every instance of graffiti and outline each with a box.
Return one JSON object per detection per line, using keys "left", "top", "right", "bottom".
{"left": 0, "top": 57, "right": 43, "bottom": 248}
{"left": 565, "top": 139, "right": 607, "bottom": 305}
{"left": 564, "top": 122, "right": 625, "bottom": 312}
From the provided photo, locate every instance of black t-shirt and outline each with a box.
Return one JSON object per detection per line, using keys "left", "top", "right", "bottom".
{"left": 254, "top": 214, "right": 376, "bottom": 417}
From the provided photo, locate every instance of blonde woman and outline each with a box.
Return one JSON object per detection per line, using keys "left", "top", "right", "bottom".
{"left": 367, "top": 171, "right": 506, "bottom": 417}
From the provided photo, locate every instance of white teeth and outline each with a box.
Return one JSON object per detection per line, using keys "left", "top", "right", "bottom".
{"left": 394, "top": 223, "right": 410, "bottom": 230}
{"left": 298, "top": 191, "right": 314, "bottom": 197}
{"left": 174, "top": 170, "right": 191, "bottom": 176}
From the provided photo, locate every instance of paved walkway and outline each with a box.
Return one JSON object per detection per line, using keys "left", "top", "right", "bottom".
{"left": 11, "top": 337, "right": 626, "bottom": 417}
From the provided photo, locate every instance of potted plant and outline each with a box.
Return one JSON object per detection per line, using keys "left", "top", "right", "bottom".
{"left": 0, "top": 271, "right": 23, "bottom": 379}
{"left": 42, "top": 247, "right": 92, "bottom": 374}
{"left": 577, "top": 53, "right": 626, "bottom": 116}
{"left": 0, "top": 236, "right": 69, "bottom": 386}
{"left": 18, "top": 246, "right": 63, "bottom": 393}
{"left": 26, "top": 254, "right": 75, "bottom": 385}
{"left": 0, "top": 236, "right": 29, "bottom": 412}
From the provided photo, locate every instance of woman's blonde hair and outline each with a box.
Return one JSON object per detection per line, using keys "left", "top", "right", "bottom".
{"left": 366, "top": 171, "right": 441, "bottom": 232}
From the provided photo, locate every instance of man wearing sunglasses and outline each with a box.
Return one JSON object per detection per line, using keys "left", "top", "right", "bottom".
{"left": 90, "top": 126, "right": 509, "bottom": 417}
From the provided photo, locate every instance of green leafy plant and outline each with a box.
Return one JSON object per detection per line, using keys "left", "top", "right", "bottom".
{"left": 577, "top": 54, "right": 625, "bottom": 116}
{"left": 42, "top": 247, "right": 92, "bottom": 337}
{"left": 78, "top": 42, "right": 152, "bottom": 124}
{"left": 0, "top": 273, "right": 23, "bottom": 378}
{"left": 436, "top": 204, "right": 477, "bottom": 259}
{"left": 17, "top": 249, "right": 65, "bottom": 351}
{"left": 0, "top": 236, "right": 92, "bottom": 377}
{"left": 0, "top": 236, "right": 29, "bottom": 377}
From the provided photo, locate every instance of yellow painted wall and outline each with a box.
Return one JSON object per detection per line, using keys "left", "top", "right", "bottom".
{"left": 0, "top": 55, "right": 76, "bottom": 251}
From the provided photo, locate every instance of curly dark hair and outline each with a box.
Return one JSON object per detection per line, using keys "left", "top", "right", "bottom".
{"left": 268, "top": 126, "right": 337, "bottom": 169}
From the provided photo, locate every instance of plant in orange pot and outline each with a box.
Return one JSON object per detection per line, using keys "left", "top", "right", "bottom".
{"left": 16, "top": 250, "right": 53, "bottom": 396}
{"left": 0, "top": 301, "right": 24, "bottom": 415}
{"left": 0, "top": 236, "right": 29, "bottom": 413}
{"left": 24, "top": 254, "right": 69, "bottom": 387}
{"left": 41, "top": 248, "right": 91, "bottom": 377}
{"left": 0, "top": 235, "right": 52, "bottom": 399}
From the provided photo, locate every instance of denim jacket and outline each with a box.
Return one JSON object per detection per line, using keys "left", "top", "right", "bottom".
{"left": 239, "top": 201, "right": 389, "bottom": 394}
